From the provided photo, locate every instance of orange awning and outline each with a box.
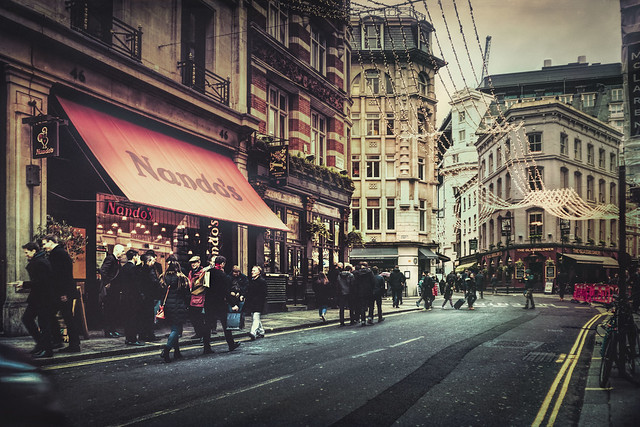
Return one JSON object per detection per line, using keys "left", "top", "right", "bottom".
{"left": 57, "top": 97, "right": 288, "bottom": 231}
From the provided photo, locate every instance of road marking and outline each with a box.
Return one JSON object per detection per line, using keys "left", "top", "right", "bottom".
{"left": 351, "top": 349, "right": 385, "bottom": 359}
{"left": 389, "top": 337, "right": 424, "bottom": 348}
{"left": 555, "top": 354, "right": 566, "bottom": 363}
{"left": 109, "top": 374, "right": 293, "bottom": 427}
{"left": 532, "top": 313, "right": 605, "bottom": 427}
{"left": 584, "top": 387, "right": 614, "bottom": 391}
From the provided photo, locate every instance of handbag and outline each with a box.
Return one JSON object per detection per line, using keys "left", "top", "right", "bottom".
{"left": 190, "top": 294, "right": 205, "bottom": 307}
{"left": 156, "top": 286, "right": 170, "bottom": 320}
{"left": 226, "top": 312, "right": 242, "bottom": 331}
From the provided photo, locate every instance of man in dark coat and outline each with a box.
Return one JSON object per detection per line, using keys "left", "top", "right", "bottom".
{"left": 202, "top": 255, "right": 240, "bottom": 354}
{"left": 139, "top": 253, "right": 161, "bottom": 341}
{"left": 99, "top": 244, "right": 125, "bottom": 338}
{"left": 20, "top": 241, "right": 56, "bottom": 358}
{"left": 336, "top": 264, "right": 353, "bottom": 326}
{"left": 371, "top": 266, "right": 385, "bottom": 323}
{"left": 353, "top": 261, "right": 375, "bottom": 325}
{"left": 388, "top": 265, "right": 406, "bottom": 308}
{"left": 41, "top": 234, "right": 81, "bottom": 353}
{"left": 476, "top": 269, "right": 485, "bottom": 299}
{"left": 121, "top": 249, "right": 145, "bottom": 346}
{"left": 523, "top": 269, "right": 535, "bottom": 309}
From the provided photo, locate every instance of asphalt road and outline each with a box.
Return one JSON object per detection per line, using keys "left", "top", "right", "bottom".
{"left": 48, "top": 303, "right": 599, "bottom": 426}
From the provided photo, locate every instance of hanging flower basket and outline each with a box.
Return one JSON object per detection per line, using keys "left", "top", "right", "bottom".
{"left": 307, "top": 217, "right": 331, "bottom": 241}
{"left": 345, "top": 230, "right": 364, "bottom": 248}
{"left": 32, "top": 215, "right": 88, "bottom": 262}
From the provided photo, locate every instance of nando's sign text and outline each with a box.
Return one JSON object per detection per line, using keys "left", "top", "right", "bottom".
{"left": 105, "top": 201, "right": 154, "bottom": 221}
{"left": 126, "top": 151, "right": 243, "bottom": 201}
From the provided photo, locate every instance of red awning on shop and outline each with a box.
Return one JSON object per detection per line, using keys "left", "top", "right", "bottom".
{"left": 57, "top": 97, "right": 288, "bottom": 231}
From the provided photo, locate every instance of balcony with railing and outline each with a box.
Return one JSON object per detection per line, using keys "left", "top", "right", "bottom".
{"left": 66, "top": 1, "right": 142, "bottom": 61}
{"left": 177, "top": 55, "right": 230, "bottom": 106}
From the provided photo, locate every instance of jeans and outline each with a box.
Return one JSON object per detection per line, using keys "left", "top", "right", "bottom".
{"left": 166, "top": 323, "right": 183, "bottom": 349}
{"left": 250, "top": 312, "right": 264, "bottom": 336}
{"left": 318, "top": 306, "right": 327, "bottom": 318}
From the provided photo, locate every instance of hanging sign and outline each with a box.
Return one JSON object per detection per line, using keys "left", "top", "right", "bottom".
{"left": 269, "top": 145, "right": 289, "bottom": 186}
{"left": 32, "top": 121, "right": 59, "bottom": 158}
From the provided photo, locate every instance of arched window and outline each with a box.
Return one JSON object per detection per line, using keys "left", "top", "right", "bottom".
{"left": 418, "top": 73, "right": 429, "bottom": 96}
{"left": 505, "top": 173, "right": 511, "bottom": 199}
{"left": 489, "top": 154, "right": 494, "bottom": 174}
{"left": 497, "top": 178, "right": 502, "bottom": 199}
{"left": 352, "top": 74, "right": 361, "bottom": 95}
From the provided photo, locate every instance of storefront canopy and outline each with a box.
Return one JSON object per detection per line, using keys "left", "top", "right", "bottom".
{"left": 349, "top": 247, "right": 398, "bottom": 260}
{"left": 562, "top": 254, "right": 619, "bottom": 268}
{"left": 418, "top": 248, "right": 439, "bottom": 259}
{"left": 455, "top": 262, "right": 476, "bottom": 273}
{"left": 57, "top": 97, "right": 288, "bottom": 231}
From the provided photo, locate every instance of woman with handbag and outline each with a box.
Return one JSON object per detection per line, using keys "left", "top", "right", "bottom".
{"left": 246, "top": 265, "right": 267, "bottom": 340}
{"left": 159, "top": 255, "right": 189, "bottom": 362}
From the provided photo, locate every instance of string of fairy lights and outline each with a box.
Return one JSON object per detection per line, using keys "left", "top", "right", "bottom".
{"left": 349, "top": 0, "right": 625, "bottom": 244}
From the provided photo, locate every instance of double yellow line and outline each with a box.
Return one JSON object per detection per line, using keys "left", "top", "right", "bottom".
{"left": 532, "top": 312, "right": 605, "bottom": 426}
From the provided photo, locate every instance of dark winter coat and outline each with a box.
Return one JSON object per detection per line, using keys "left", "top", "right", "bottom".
{"left": 139, "top": 264, "right": 161, "bottom": 301}
{"left": 353, "top": 268, "right": 375, "bottom": 299}
{"left": 162, "top": 272, "right": 189, "bottom": 325}
{"left": 229, "top": 272, "right": 249, "bottom": 307}
{"left": 246, "top": 275, "right": 267, "bottom": 313}
{"left": 99, "top": 253, "right": 121, "bottom": 300}
{"left": 120, "top": 262, "right": 143, "bottom": 300}
{"left": 388, "top": 269, "right": 406, "bottom": 290}
{"left": 204, "top": 267, "right": 231, "bottom": 314}
{"left": 48, "top": 244, "right": 77, "bottom": 298}
{"left": 373, "top": 274, "right": 385, "bottom": 297}
{"left": 25, "top": 251, "right": 55, "bottom": 308}
{"left": 337, "top": 271, "right": 354, "bottom": 296}
{"left": 313, "top": 276, "right": 331, "bottom": 306}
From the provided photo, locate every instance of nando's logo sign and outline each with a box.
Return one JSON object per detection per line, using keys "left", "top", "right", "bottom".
{"left": 125, "top": 151, "right": 243, "bottom": 201}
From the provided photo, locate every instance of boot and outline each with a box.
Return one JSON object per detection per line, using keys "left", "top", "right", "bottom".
{"left": 160, "top": 347, "right": 171, "bottom": 363}
{"left": 203, "top": 344, "right": 213, "bottom": 355}
{"left": 173, "top": 347, "right": 183, "bottom": 360}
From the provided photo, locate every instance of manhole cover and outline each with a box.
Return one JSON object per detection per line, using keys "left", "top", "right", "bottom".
{"left": 523, "top": 352, "right": 558, "bottom": 362}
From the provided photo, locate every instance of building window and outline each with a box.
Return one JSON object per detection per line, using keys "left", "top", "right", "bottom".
{"left": 459, "top": 111, "right": 466, "bottom": 122}
{"left": 575, "top": 172, "right": 582, "bottom": 198}
{"left": 418, "top": 158, "right": 425, "bottom": 180}
{"left": 459, "top": 129, "right": 466, "bottom": 143}
{"left": 352, "top": 208, "right": 360, "bottom": 230}
{"left": 587, "top": 219, "right": 594, "bottom": 240}
{"left": 610, "top": 153, "right": 617, "bottom": 172}
{"left": 505, "top": 139, "right": 511, "bottom": 158}
{"left": 362, "top": 23, "right": 383, "bottom": 49}
{"left": 505, "top": 173, "right": 511, "bottom": 199}
{"left": 366, "top": 156, "right": 380, "bottom": 178}
{"left": 480, "top": 160, "right": 486, "bottom": 179}
{"left": 496, "top": 147, "right": 502, "bottom": 167}
{"left": 351, "top": 156, "right": 360, "bottom": 178}
{"left": 489, "top": 219, "right": 494, "bottom": 245}
{"left": 561, "top": 167, "right": 569, "bottom": 188}
{"left": 489, "top": 183, "right": 494, "bottom": 195}
{"left": 364, "top": 70, "right": 380, "bottom": 95}
{"left": 610, "top": 182, "right": 616, "bottom": 204}
{"left": 267, "top": 85, "right": 288, "bottom": 138}
{"left": 311, "top": 111, "right": 326, "bottom": 165}
{"left": 587, "top": 144, "right": 594, "bottom": 165}
{"left": 599, "top": 179, "right": 606, "bottom": 203}
{"left": 528, "top": 166, "right": 543, "bottom": 191}
{"left": 419, "top": 200, "right": 426, "bottom": 232}
{"left": 609, "top": 103, "right": 623, "bottom": 115}
{"left": 366, "top": 114, "right": 380, "bottom": 136}
{"left": 528, "top": 133, "right": 542, "bottom": 153}
{"left": 560, "top": 133, "right": 568, "bottom": 156}
{"left": 497, "top": 178, "right": 502, "bottom": 199}
{"left": 418, "top": 73, "right": 429, "bottom": 96}
{"left": 599, "top": 149, "right": 605, "bottom": 169}
{"left": 574, "top": 139, "right": 582, "bottom": 160}
{"left": 366, "top": 199, "right": 380, "bottom": 230}
{"left": 611, "top": 219, "right": 617, "bottom": 244}
{"left": 611, "top": 88, "right": 623, "bottom": 102}
{"left": 582, "top": 93, "right": 596, "bottom": 108}
{"left": 268, "top": 0, "right": 288, "bottom": 45}
{"left": 310, "top": 27, "right": 326, "bottom": 75}
{"left": 180, "top": 0, "right": 215, "bottom": 94}
{"left": 529, "top": 212, "right": 543, "bottom": 240}
{"left": 352, "top": 113, "right": 360, "bottom": 137}
{"left": 599, "top": 219, "right": 606, "bottom": 242}
{"left": 386, "top": 113, "right": 395, "bottom": 136}
{"left": 387, "top": 199, "right": 395, "bottom": 230}
{"left": 488, "top": 154, "right": 494, "bottom": 174}
{"left": 586, "top": 176, "right": 594, "bottom": 201}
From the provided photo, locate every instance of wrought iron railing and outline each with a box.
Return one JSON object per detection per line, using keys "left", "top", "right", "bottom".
{"left": 66, "top": 1, "right": 142, "bottom": 61}
{"left": 177, "top": 56, "right": 230, "bottom": 106}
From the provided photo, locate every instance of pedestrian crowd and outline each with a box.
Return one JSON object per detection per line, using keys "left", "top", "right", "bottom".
{"left": 19, "top": 237, "right": 267, "bottom": 362}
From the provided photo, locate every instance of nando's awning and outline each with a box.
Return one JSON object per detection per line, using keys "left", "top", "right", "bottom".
{"left": 57, "top": 97, "right": 288, "bottom": 231}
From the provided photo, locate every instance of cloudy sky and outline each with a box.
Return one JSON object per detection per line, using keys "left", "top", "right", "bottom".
{"left": 355, "top": 0, "right": 622, "bottom": 120}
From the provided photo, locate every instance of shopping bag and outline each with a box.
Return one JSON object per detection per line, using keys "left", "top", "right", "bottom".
{"left": 226, "top": 312, "right": 241, "bottom": 331}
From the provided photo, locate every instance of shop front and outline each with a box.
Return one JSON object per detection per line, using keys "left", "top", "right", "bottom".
{"left": 48, "top": 96, "right": 288, "bottom": 327}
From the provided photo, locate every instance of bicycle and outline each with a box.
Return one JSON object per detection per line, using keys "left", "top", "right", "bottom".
{"left": 595, "top": 295, "right": 640, "bottom": 387}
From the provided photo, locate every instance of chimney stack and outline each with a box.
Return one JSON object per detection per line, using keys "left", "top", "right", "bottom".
{"left": 543, "top": 59, "right": 552, "bottom": 67}
{"left": 578, "top": 55, "right": 587, "bottom": 64}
